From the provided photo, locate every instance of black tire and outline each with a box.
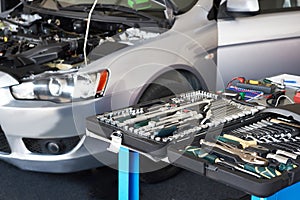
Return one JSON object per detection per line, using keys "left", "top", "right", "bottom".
{"left": 137, "top": 70, "right": 202, "bottom": 183}
{"left": 179, "top": 70, "right": 204, "bottom": 91}
{"left": 139, "top": 159, "right": 181, "bottom": 184}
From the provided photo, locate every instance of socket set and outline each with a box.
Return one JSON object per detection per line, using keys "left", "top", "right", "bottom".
{"left": 86, "top": 90, "right": 265, "bottom": 157}
{"left": 168, "top": 104, "right": 300, "bottom": 197}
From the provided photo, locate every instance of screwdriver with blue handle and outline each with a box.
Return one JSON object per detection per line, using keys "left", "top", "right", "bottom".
{"left": 184, "top": 146, "right": 282, "bottom": 179}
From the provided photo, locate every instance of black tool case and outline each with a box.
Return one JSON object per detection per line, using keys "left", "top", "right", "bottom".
{"left": 85, "top": 90, "right": 300, "bottom": 197}
{"left": 168, "top": 145, "right": 296, "bottom": 197}
{"left": 167, "top": 106, "right": 300, "bottom": 197}
{"left": 86, "top": 115, "right": 169, "bottom": 159}
{"left": 86, "top": 91, "right": 259, "bottom": 158}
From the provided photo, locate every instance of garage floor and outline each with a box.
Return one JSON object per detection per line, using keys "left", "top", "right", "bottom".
{"left": 0, "top": 161, "right": 249, "bottom": 200}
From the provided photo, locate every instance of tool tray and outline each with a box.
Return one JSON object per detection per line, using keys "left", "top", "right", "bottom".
{"left": 86, "top": 91, "right": 262, "bottom": 159}
{"left": 168, "top": 107, "right": 300, "bottom": 197}
{"left": 86, "top": 114, "right": 169, "bottom": 158}
{"left": 86, "top": 90, "right": 300, "bottom": 197}
{"left": 168, "top": 144, "right": 295, "bottom": 198}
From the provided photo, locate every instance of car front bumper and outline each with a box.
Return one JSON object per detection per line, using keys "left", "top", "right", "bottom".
{"left": 0, "top": 136, "right": 117, "bottom": 173}
{"left": 0, "top": 83, "right": 116, "bottom": 173}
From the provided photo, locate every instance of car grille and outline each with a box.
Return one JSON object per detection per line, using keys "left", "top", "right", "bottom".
{"left": 23, "top": 136, "right": 81, "bottom": 155}
{"left": 0, "top": 126, "right": 11, "bottom": 154}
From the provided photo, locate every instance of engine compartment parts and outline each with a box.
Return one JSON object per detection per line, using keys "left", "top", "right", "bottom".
{"left": 0, "top": 4, "right": 163, "bottom": 80}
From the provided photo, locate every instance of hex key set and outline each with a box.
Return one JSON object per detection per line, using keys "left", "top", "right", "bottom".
{"left": 86, "top": 90, "right": 300, "bottom": 197}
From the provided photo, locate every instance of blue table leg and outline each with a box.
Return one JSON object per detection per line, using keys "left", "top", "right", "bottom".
{"left": 129, "top": 151, "right": 139, "bottom": 200}
{"left": 119, "top": 147, "right": 130, "bottom": 200}
{"left": 251, "top": 181, "right": 300, "bottom": 200}
{"left": 118, "top": 147, "right": 140, "bottom": 200}
{"left": 251, "top": 195, "right": 277, "bottom": 200}
{"left": 118, "top": 146, "right": 300, "bottom": 200}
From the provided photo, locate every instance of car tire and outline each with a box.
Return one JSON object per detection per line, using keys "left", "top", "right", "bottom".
{"left": 138, "top": 83, "right": 181, "bottom": 184}
{"left": 139, "top": 158, "right": 182, "bottom": 184}
{"left": 137, "top": 72, "right": 201, "bottom": 183}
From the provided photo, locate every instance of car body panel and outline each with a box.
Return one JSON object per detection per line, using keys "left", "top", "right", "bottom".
{"left": 1, "top": 136, "right": 116, "bottom": 173}
{"left": 0, "top": 72, "right": 19, "bottom": 88}
{"left": 218, "top": 8, "right": 300, "bottom": 83}
{"left": 80, "top": 1, "right": 218, "bottom": 107}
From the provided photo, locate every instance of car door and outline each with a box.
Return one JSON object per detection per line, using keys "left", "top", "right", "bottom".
{"left": 217, "top": 0, "right": 300, "bottom": 85}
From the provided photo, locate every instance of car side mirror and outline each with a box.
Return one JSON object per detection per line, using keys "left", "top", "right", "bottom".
{"left": 227, "top": 0, "right": 259, "bottom": 12}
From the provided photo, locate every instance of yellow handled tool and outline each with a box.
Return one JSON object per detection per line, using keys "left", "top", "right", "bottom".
{"left": 223, "top": 134, "right": 257, "bottom": 149}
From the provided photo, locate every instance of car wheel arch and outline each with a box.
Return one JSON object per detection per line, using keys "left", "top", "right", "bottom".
{"left": 132, "top": 65, "right": 207, "bottom": 105}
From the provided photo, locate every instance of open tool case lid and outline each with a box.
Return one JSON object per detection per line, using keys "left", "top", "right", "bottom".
{"left": 168, "top": 104, "right": 300, "bottom": 197}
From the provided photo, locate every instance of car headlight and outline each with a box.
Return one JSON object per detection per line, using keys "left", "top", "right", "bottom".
{"left": 11, "top": 70, "right": 109, "bottom": 103}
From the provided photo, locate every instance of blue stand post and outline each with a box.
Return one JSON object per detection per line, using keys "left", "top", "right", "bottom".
{"left": 129, "top": 151, "right": 139, "bottom": 200}
{"left": 119, "top": 147, "right": 130, "bottom": 200}
{"left": 119, "top": 146, "right": 300, "bottom": 200}
{"left": 251, "top": 181, "right": 300, "bottom": 200}
{"left": 118, "top": 147, "right": 139, "bottom": 200}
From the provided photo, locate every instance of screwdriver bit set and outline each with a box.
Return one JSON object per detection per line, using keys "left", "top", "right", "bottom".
{"left": 86, "top": 90, "right": 300, "bottom": 197}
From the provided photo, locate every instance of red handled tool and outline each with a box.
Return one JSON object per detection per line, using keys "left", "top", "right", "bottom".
{"left": 294, "top": 91, "right": 300, "bottom": 103}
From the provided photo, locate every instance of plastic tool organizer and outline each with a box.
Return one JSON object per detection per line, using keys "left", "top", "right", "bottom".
{"left": 86, "top": 90, "right": 300, "bottom": 197}
{"left": 86, "top": 91, "right": 263, "bottom": 158}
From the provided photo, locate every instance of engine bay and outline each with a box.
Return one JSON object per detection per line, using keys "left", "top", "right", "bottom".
{"left": 0, "top": 2, "right": 166, "bottom": 81}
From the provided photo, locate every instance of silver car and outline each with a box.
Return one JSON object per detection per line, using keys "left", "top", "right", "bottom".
{"left": 0, "top": 0, "right": 299, "bottom": 177}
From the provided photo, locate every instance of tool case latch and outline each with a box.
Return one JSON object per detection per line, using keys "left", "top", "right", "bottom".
{"left": 206, "top": 165, "right": 218, "bottom": 172}
{"left": 107, "top": 131, "right": 123, "bottom": 153}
